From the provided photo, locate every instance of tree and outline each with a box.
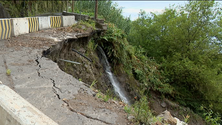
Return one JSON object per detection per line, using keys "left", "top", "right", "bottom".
{"left": 129, "top": 1, "right": 222, "bottom": 113}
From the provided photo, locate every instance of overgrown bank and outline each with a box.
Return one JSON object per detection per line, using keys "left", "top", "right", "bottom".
{"left": 127, "top": 1, "right": 222, "bottom": 124}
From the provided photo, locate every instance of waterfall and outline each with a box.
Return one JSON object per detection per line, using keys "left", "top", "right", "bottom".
{"left": 97, "top": 46, "right": 131, "bottom": 104}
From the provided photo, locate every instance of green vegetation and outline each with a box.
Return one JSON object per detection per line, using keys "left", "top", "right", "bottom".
{"left": 90, "top": 80, "right": 97, "bottom": 88}
{"left": 2, "top": 0, "right": 222, "bottom": 124}
{"left": 0, "top": 1, "right": 69, "bottom": 17}
{"left": 96, "top": 89, "right": 113, "bottom": 102}
{"left": 96, "top": 1, "right": 222, "bottom": 124}
{"left": 201, "top": 105, "right": 221, "bottom": 125}
{"left": 98, "top": 22, "right": 173, "bottom": 95}
{"left": 72, "top": 19, "right": 96, "bottom": 31}
{"left": 6, "top": 69, "right": 11, "bottom": 76}
{"left": 126, "top": 1, "right": 222, "bottom": 124}
{"left": 72, "top": 1, "right": 131, "bottom": 35}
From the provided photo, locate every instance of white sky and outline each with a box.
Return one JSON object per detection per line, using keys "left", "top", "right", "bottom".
{"left": 114, "top": 1, "right": 221, "bottom": 20}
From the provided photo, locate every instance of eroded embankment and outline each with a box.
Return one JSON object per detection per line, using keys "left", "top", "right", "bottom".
{"left": 43, "top": 36, "right": 121, "bottom": 100}
{"left": 0, "top": 27, "right": 136, "bottom": 125}
{"left": 42, "top": 31, "right": 137, "bottom": 103}
{"left": 43, "top": 37, "right": 109, "bottom": 91}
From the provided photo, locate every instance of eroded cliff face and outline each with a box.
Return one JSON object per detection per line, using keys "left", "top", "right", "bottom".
{"left": 42, "top": 32, "right": 138, "bottom": 103}
{"left": 43, "top": 37, "right": 107, "bottom": 90}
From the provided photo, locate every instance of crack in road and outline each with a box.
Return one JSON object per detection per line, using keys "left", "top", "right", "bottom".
{"left": 35, "top": 53, "right": 111, "bottom": 124}
{"left": 35, "top": 55, "right": 43, "bottom": 78}
{"left": 35, "top": 55, "right": 62, "bottom": 100}
{"left": 50, "top": 78, "right": 62, "bottom": 100}
{"left": 63, "top": 99, "right": 112, "bottom": 125}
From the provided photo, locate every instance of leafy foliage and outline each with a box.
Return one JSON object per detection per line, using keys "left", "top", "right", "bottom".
{"left": 98, "top": 22, "right": 173, "bottom": 95}
{"left": 132, "top": 96, "right": 154, "bottom": 124}
{"left": 0, "top": 1, "right": 69, "bottom": 17}
{"left": 128, "top": 0, "right": 222, "bottom": 117}
{"left": 200, "top": 105, "right": 222, "bottom": 125}
{"left": 73, "top": 1, "right": 131, "bottom": 35}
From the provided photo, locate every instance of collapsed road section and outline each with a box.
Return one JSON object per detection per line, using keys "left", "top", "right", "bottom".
{"left": 0, "top": 26, "right": 133, "bottom": 125}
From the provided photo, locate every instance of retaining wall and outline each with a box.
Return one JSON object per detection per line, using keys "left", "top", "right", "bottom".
{"left": 0, "top": 83, "right": 58, "bottom": 125}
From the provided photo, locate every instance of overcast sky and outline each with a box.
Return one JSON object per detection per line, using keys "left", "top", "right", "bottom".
{"left": 113, "top": 1, "right": 203, "bottom": 20}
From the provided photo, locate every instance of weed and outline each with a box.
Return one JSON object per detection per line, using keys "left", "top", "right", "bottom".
{"left": 6, "top": 69, "right": 11, "bottom": 76}
{"left": 124, "top": 105, "right": 132, "bottom": 114}
{"left": 183, "top": 114, "right": 190, "bottom": 124}
{"left": 103, "top": 94, "right": 110, "bottom": 102}
{"left": 90, "top": 80, "right": 97, "bottom": 88}
{"left": 132, "top": 96, "right": 155, "bottom": 124}
{"left": 96, "top": 91, "right": 104, "bottom": 99}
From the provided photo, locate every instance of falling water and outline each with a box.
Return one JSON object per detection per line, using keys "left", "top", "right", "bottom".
{"left": 97, "top": 46, "right": 131, "bottom": 104}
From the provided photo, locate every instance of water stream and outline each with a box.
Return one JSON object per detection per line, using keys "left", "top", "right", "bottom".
{"left": 97, "top": 46, "right": 131, "bottom": 105}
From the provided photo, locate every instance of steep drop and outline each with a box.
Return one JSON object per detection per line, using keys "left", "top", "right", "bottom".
{"left": 97, "top": 46, "right": 131, "bottom": 104}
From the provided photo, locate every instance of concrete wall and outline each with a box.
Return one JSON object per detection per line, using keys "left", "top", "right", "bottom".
{"left": 50, "top": 16, "right": 61, "bottom": 28}
{"left": 62, "top": 12, "right": 89, "bottom": 21}
{"left": 0, "top": 19, "right": 11, "bottom": 40}
{"left": 38, "top": 16, "right": 50, "bottom": 30}
{"left": 0, "top": 84, "right": 59, "bottom": 125}
{"left": 11, "top": 18, "right": 29, "bottom": 36}
{"left": 62, "top": 15, "right": 75, "bottom": 27}
{"left": 0, "top": 15, "right": 77, "bottom": 39}
{"left": 27, "top": 17, "right": 39, "bottom": 33}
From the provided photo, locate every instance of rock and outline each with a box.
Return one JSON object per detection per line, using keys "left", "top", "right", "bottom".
{"left": 174, "top": 117, "right": 188, "bottom": 125}
{"left": 127, "top": 115, "right": 135, "bottom": 121}
{"left": 160, "top": 101, "right": 167, "bottom": 108}
{"left": 0, "top": 81, "right": 2, "bottom": 84}
{"left": 157, "top": 110, "right": 177, "bottom": 125}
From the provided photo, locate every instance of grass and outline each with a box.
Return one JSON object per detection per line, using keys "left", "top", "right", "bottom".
{"left": 90, "top": 80, "right": 97, "bottom": 88}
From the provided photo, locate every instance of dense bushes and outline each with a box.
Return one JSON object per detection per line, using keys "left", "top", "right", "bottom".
{"left": 98, "top": 22, "right": 173, "bottom": 95}
{"left": 128, "top": 1, "right": 222, "bottom": 116}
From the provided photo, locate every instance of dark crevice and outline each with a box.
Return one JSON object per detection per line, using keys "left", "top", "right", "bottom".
{"left": 35, "top": 55, "right": 43, "bottom": 78}
{"left": 37, "top": 72, "right": 41, "bottom": 77}
{"left": 50, "top": 78, "right": 62, "bottom": 100}
{"left": 50, "top": 78, "right": 62, "bottom": 93}
{"left": 52, "top": 87, "right": 61, "bottom": 99}
{"left": 35, "top": 55, "right": 40, "bottom": 65}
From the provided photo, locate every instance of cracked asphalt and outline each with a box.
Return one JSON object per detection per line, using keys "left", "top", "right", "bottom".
{"left": 0, "top": 28, "right": 132, "bottom": 125}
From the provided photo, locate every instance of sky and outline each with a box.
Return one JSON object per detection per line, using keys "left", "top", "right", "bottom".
{"left": 113, "top": 1, "right": 189, "bottom": 20}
